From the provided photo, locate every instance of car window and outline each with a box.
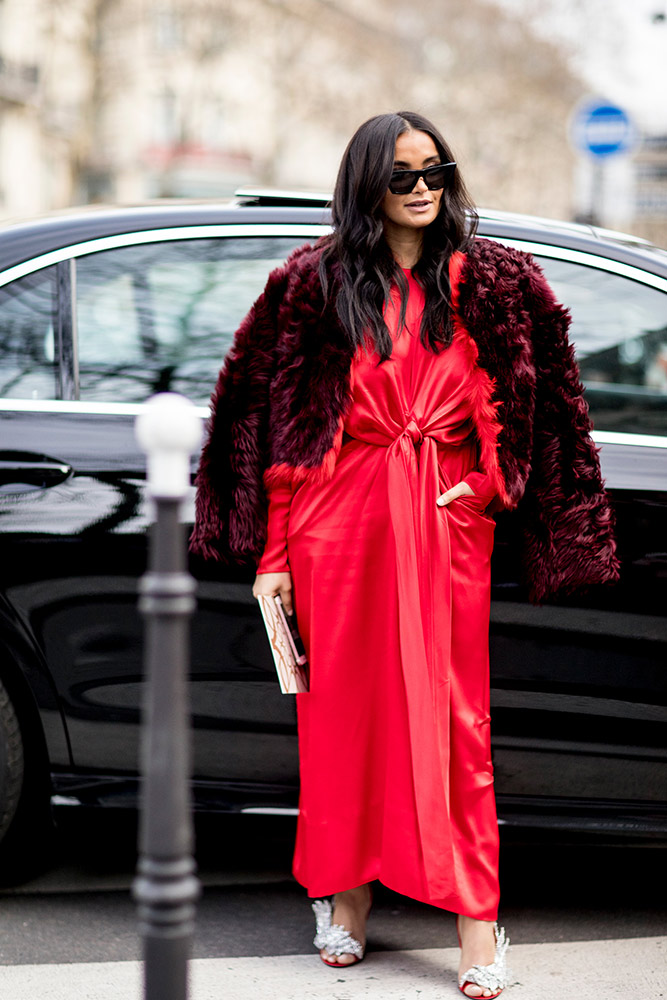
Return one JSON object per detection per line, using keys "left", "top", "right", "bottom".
{"left": 75, "top": 236, "right": 309, "bottom": 405}
{"left": 536, "top": 255, "right": 667, "bottom": 436}
{"left": 0, "top": 267, "right": 57, "bottom": 400}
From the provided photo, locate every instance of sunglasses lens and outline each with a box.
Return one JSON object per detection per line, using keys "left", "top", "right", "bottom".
{"left": 424, "top": 165, "right": 450, "bottom": 190}
{"left": 388, "top": 173, "right": 416, "bottom": 194}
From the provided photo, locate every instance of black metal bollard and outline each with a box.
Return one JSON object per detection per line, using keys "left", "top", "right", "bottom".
{"left": 133, "top": 393, "right": 202, "bottom": 1000}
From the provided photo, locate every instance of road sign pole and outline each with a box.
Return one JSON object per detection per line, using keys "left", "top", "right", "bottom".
{"left": 133, "top": 394, "right": 202, "bottom": 1000}
{"left": 591, "top": 159, "right": 605, "bottom": 227}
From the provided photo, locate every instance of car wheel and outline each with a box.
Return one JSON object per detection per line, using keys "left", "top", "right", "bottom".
{"left": 0, "top": 675, "right": 54, "bottom": 884}
{"left": 0, "top": 676, "right": 24, "bottom": 843}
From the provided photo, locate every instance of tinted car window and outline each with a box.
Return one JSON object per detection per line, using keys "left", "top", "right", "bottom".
{"left": 75, "top": 236, "right": 308, "bottom": 405}
{"left": 0, "top": 267, "right": 57, "bottom": 400}
{"left": 537, "top": 255, "right": 667, "bottom": 436}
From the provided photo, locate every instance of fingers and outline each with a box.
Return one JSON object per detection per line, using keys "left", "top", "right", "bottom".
{"left": 253, "top": 572, "right": 287, "bottom": 597}
{"left": 280, "top": 581, "right": 294, "bottom": 616}
{"left": 436, "top": 480, "right": 474, "bottom": 506}
{"left": 252, "top": 572, "right": 294, "bottom": 615}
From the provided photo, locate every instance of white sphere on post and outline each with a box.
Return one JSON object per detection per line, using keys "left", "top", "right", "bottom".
{"left": 135, "top": 393, "right": 202, "bottom": 499}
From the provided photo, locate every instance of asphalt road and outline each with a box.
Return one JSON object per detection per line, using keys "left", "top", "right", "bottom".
{"left": 0, "top": 810, "right": 665, "bottom": 997}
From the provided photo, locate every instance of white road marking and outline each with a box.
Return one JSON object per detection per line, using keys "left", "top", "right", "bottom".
{"left": 0, "top": 937, "right": 664, "bottom": 999}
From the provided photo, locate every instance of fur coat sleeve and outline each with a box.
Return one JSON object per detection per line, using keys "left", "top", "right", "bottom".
{"left": 189, "top": 252, "right": 293, "bottom": 562}
{"left": 457, "top": 239, "right": 619, "bottom": 602}
{"left": 512, "top": 253, "right": 619, "bottom": 602}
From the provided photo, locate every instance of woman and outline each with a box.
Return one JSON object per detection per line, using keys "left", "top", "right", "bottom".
{"left": 191, "top": 111, "right": 619, "bottom": 998}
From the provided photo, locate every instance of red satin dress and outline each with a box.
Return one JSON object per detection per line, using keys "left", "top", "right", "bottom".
{"left": 257, "top": 253, "right": 502, "bottom": 920}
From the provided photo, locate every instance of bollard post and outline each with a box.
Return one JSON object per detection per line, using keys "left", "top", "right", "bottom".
{"left": 133, "top": 393, "right": 202, "bottom": 1000}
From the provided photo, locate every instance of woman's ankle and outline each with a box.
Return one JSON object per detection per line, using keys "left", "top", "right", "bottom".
{"left": 334, "top": 884, "right": 371, "bottom": 903}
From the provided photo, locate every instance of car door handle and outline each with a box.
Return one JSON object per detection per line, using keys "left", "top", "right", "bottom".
{"left": 0, "top": 452, "right": 73, "bottom": 492}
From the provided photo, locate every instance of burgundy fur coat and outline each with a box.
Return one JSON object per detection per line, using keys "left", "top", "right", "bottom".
{"left": 191, "top": 237, "right": 620, "bottom": 603}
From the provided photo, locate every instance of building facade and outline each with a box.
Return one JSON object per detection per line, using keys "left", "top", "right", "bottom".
{"left": 0, "top": 0, "right": 614, "bottom": 234}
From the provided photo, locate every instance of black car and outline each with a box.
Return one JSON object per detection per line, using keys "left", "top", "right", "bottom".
{"left": 0, "top": 191, "right": 666, "bottom": 872}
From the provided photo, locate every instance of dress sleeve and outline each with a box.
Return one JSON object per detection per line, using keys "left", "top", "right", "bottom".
{"left": 256, "top": 482, "right": 294, "bottom": 574}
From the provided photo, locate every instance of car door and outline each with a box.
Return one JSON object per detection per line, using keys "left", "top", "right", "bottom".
{"left": 0, "top": 224, "right": 322, "bottom": 805}
{"left": 488, "top": 239, "right": 667, "bottom": 831}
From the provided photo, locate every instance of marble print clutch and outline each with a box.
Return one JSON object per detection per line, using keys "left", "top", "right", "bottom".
{"left": 256, "top": 594, "right": 309, "bottom": 694}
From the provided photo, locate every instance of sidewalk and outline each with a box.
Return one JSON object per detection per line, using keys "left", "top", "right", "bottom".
{"left": 2, "top": 936, "right": 664, "bottom": 999}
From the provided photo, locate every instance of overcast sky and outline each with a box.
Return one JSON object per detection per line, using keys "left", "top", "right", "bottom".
{"left": 495, "top": 0, "right": 667, "bottom": 133}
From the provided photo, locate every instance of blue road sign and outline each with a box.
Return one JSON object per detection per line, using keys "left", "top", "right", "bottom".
{"left": 570, "top": 100, "right": 637, "bottom": 158}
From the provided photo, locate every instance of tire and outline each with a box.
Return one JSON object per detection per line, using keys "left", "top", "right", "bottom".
{"left": 0, "top": 677, "right": 24, "bottom": 843}
{"left": 0, "top": 675, "right": 53, "bottom": 884}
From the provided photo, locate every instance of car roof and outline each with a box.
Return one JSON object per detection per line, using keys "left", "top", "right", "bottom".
{"left": 0, "top": 203, "right": 331, "bottom": 274}
{"left": 1, "top": 193, "right": 666, "bottom": 278}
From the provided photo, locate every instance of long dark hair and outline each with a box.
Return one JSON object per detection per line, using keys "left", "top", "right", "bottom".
{"left": 319, "top": 111, "right": 478, "bottom": 360}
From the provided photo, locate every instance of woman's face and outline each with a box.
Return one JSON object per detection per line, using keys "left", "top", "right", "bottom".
{"left": 381, "top": 130, "right": 444, "bottom": 234}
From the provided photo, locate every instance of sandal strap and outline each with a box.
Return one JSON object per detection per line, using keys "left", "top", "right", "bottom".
{"left": 459, "top": 924, "right": 509, "bottom": 991}
{"left": 312, "top": 899, "right": 365, "bottom": 959}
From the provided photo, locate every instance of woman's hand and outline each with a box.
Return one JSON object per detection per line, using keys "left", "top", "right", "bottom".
{"left": 252, "top": 572, "right": 294, "bottom": 615}
{"left": 436, "top": 481, "right": 474, "bottom": 507}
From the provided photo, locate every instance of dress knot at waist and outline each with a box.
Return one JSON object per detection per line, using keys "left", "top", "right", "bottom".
{"left": 401, "top": 418, "right": 424, "bottom": 445}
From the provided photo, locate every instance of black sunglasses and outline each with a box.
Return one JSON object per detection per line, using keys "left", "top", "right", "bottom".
{"left": 388, "top": 162, "right": 457, "bottom": 195}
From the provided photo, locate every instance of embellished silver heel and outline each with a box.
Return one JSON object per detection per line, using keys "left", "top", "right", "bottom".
{"left": 458, "top": 922, "right": 509, "bottom": 998}
{"left": 312, "top": 897, "right": 366, "bottom": 968}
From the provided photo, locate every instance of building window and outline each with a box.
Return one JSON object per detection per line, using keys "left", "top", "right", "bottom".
{"left": 152, "top": 5, "right": 183, "bottom": 51}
